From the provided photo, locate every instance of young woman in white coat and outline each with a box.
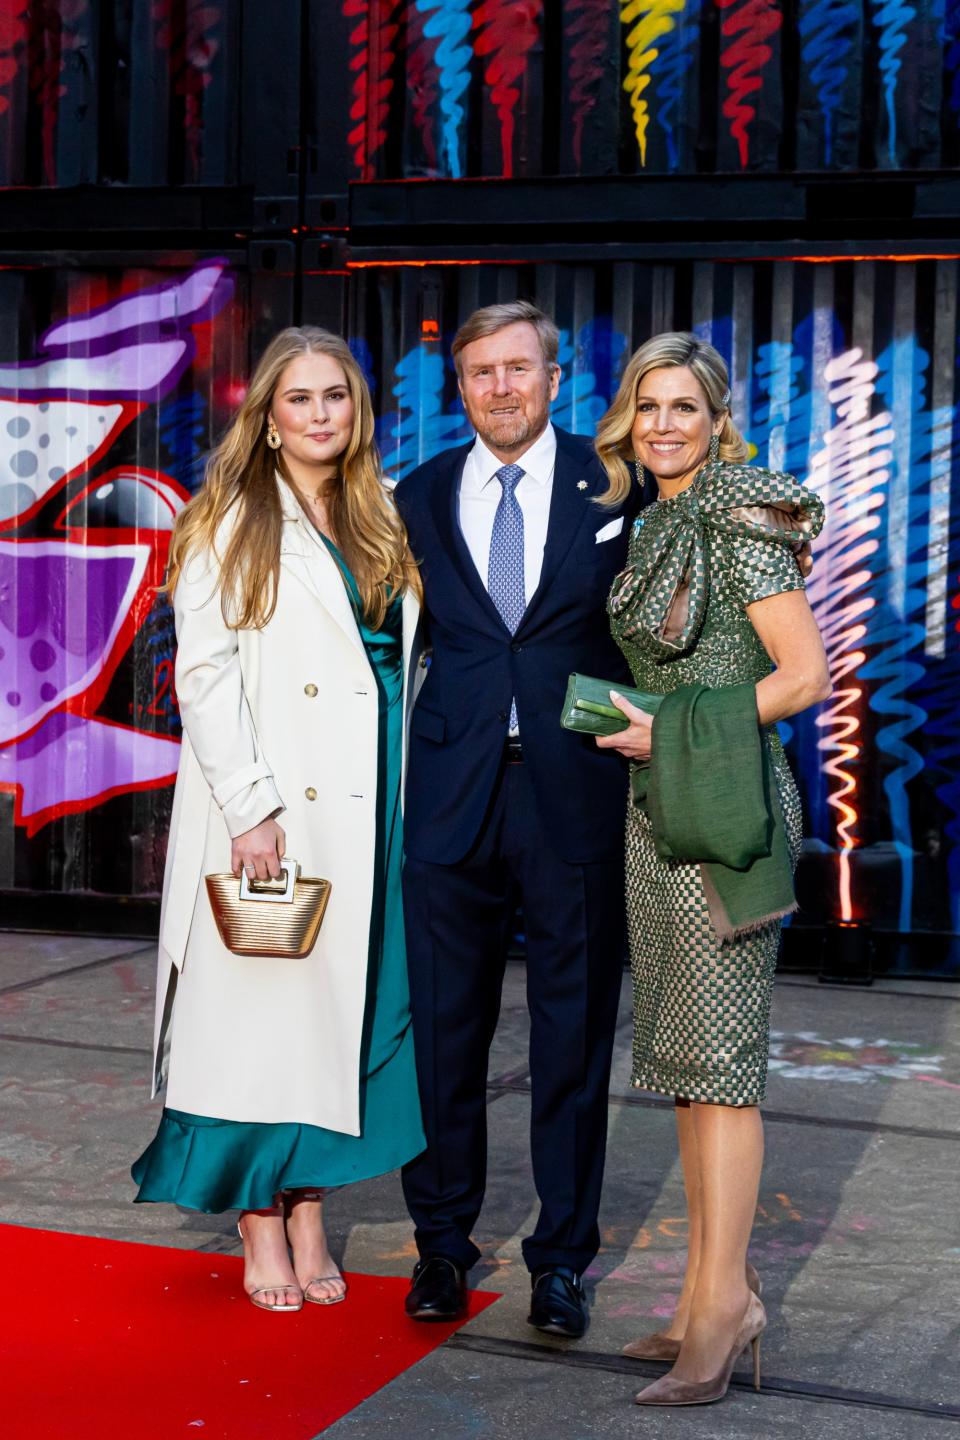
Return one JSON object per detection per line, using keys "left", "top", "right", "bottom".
{"left": 133, "top": 327, "right": 425, "bottom": 1311}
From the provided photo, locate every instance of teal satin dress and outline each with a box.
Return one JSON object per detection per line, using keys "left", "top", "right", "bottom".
{"left": 132, "top": 541, "right": 424, "bottom": 1211}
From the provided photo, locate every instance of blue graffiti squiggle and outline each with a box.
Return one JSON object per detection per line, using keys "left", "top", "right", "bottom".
{"left": 651, "top": 0, "right": 703, "bottom": 171}
{"left": 749, "top": 340, "right": 814, "bottom": 474}
{"left": 946, "top": 0, "right": 960, "bottom": 117}
{"left": 870, "top": 0, "right": 917, "bottom": 162}
{"left": 745, "top": 337, "right": 836, "bottom": 832}
{"left": 348, "top": 336, "right": 377, "bottom": 397}
{"left": 798, "top": 0, "right": 859, "bottom": 164}
{"left": 158, "top": 393, "right": 208, "bottom": 493}
{"left": 858, "top": 617, "right": 927, "bottom": 926}
{"left": 552, "top": 320, "right": 626, "bottom": 435}
{"left": 912, "top": 331, "right": 960, "bottom": 932}
{"left": 377, "top": 344, "right": 472, "bottom": 481}
{"left": 915, "top": 653, "right": 960, "bottom": 932}
{"left": 866, "top": 336, "right": 938, "bottom": 926}
{"left": 415, "top": 0, "right": 473, "bottom": 178}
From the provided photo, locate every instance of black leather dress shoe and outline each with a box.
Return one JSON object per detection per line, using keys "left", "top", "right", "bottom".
{"left": 528, "top": 1266, "right": 588, "bottom": 1338}
{"left": 405, "top": 1256, "right": 468, "bottom": 1320}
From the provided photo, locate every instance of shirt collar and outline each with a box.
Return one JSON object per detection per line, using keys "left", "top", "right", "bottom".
{"left": 467, "top": 423, "right": 557, "bottom": 492}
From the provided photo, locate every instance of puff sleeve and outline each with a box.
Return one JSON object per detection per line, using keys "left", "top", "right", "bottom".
{"left": 727, "top": 530, "right": 807, "bottom": 610}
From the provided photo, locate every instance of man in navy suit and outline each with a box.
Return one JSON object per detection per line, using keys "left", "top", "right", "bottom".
{"left": 395, "top": 302, "right": 647, "bottom": 1336}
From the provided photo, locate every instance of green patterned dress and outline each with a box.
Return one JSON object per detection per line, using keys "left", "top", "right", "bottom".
{"left": 608, "top": 461, "right": 824, "bottom": 1107}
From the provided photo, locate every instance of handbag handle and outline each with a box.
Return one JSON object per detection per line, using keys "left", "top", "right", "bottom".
{"left": 239, "top": 858, "right": 298, "bottom": 904}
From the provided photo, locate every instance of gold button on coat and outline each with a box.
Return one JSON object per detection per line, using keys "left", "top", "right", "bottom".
{"left": 305, "top": 787, "right": 317, "bottom": 801}
{"left": 304, "top": 683, "right": 318, "bottom": 697}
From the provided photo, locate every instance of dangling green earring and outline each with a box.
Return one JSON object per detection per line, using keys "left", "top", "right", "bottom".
{"left": 634, "top": 454, "right": 645, "bottom": 487}
{"left": 709, "top": 433, "right": 720, "bottom": 463}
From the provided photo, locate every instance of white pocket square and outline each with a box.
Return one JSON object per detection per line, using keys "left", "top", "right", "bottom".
{"left": 595, "top": 516, "right": 625, "bottom": 544}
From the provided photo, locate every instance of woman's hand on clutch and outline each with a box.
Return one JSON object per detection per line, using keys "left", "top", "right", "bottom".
{"left": 595, "top": 691, "right": 654, "bottom": 760}
{"left": 232, "top": 817, "right": 286, "bottom": 881}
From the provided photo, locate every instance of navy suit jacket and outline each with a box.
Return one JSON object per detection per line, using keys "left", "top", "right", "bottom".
{"left": 395, "top": 427, "right": 650, "bottom": 867}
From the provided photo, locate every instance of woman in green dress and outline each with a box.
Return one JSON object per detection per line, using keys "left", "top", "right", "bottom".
{"left": 132, "top": 328, "right": 425, "bottom": 1311}
{"left": 593, "top": 333, "right": 830, "bottom": 1405}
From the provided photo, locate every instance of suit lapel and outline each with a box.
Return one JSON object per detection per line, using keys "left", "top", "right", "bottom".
{"left": 429, "top": 444, "right": 508, "bottom": 634}
{"left": 518, "top": 431, "right": 600, "bottom": 632}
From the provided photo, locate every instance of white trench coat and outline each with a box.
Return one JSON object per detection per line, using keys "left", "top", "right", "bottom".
{"left": 151, "top": 479, "right": 422, "bottom": 1134}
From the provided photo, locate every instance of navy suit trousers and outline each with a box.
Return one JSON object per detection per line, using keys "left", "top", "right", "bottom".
{"left": 401, "top": 757, "right": 626, "bottom": 1274}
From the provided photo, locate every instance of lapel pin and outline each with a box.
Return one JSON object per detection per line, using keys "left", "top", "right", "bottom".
{"left": 577, "top": 480, "right": 588, "bottom": 491}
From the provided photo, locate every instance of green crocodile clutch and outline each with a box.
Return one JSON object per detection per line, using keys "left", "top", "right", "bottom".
{"left": 560, "top": 672, "right": 663, "bottom": 737}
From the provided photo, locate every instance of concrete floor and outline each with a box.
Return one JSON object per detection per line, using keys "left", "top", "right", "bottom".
{"left": 1, "top": 930, "right": 958, "bottom": 1438}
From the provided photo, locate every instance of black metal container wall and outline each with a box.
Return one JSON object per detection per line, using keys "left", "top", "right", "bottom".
{"left": 0, "top": 3, "right": 958, "bottom": 971}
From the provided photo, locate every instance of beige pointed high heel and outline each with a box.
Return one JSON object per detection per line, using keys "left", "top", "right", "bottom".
{"left": 622, "top": 1261, "right": 761, "bottom": 1362}
{"left": 633, "top": 1293, "right": 766, "bottom": 1407}
{"left": 237, "top": 1215, "right": 303, "bottom": 1312}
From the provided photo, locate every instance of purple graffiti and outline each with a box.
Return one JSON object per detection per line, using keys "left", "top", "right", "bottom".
{"left": 0, "top": 259, "right": 233, "bottom": 834}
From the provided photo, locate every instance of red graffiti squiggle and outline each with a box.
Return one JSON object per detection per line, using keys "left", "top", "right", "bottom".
{"left": 473, "top": 0, "right": 542, "bottom": 178}
{"left": 406, "top": 3, "right": 439, "bottom": 172}
{"left": 345, "top": 0, "right": 368, "bottom": 172}
{"left": 0, "top": 5, "right": 28, "bottom": 118}
{"left": 565, "top": 0, "right": 610, "bottom": 170}
{"left": 345, "top": 0, "right": 402, "bottom": 180}
{"left": 715, "top": 0, "right": 782, "bottom": 168}
{"left": 19, "top": 0, "right": 87, "bottom": 184}
{"left": 152, "top": 2, "right": 222, "bottom": 179}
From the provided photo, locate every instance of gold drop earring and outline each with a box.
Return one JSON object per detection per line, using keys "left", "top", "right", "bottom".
{"left": 266, "top": 418, "right": 282, "bottom": 451}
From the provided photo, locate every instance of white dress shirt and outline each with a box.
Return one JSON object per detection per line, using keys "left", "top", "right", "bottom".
{"left": 458, "top": 422, "right": 556, "bottom": 605}
{"left": 457, "top": 424, "right": 556, "bottom": 736}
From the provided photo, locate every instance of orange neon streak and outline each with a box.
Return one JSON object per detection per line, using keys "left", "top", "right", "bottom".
{"left": 815, "top": 674, "right": 864, "bottom": 847}
{"left": 728, "top": 254, "right": 960, "bottom": 265}
{"left": 346, "top": 258, "right": 525, "bottom": 268}
{"left": 346, "top": 255, "right": 959, "bottom": 273}
{"left": 838, "top": 851, "right": 853, "bottom": 920}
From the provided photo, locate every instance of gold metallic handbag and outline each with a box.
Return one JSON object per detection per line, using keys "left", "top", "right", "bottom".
{"left": 204, "top": 859, "right": 331, "bottom": 958}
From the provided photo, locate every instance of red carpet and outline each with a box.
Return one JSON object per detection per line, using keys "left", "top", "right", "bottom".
{"left": 1, "top": 1224, "right": 499, "bottom": 1439}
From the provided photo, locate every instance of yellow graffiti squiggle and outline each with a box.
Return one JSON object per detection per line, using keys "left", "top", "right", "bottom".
{"left": 620, "top": 0, "right": 687, "bottom": 166}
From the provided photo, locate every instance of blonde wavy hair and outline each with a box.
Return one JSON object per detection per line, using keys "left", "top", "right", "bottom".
{"left": 595, "top": 331, "right": 750, "bottom": 507}
{"left": 166, "top": 326, "right": 420, "bottom": 629}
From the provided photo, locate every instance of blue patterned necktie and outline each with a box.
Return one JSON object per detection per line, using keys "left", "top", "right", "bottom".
{"left": 487, "top": 464, "right": 525, "bottom": 731}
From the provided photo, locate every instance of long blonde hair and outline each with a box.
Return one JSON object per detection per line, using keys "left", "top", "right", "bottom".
{"left": 595, "top": 331, "right": 750, "bottom": 507}
{"left": 166, "top": 326, "right": 420, "bottom": 629}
